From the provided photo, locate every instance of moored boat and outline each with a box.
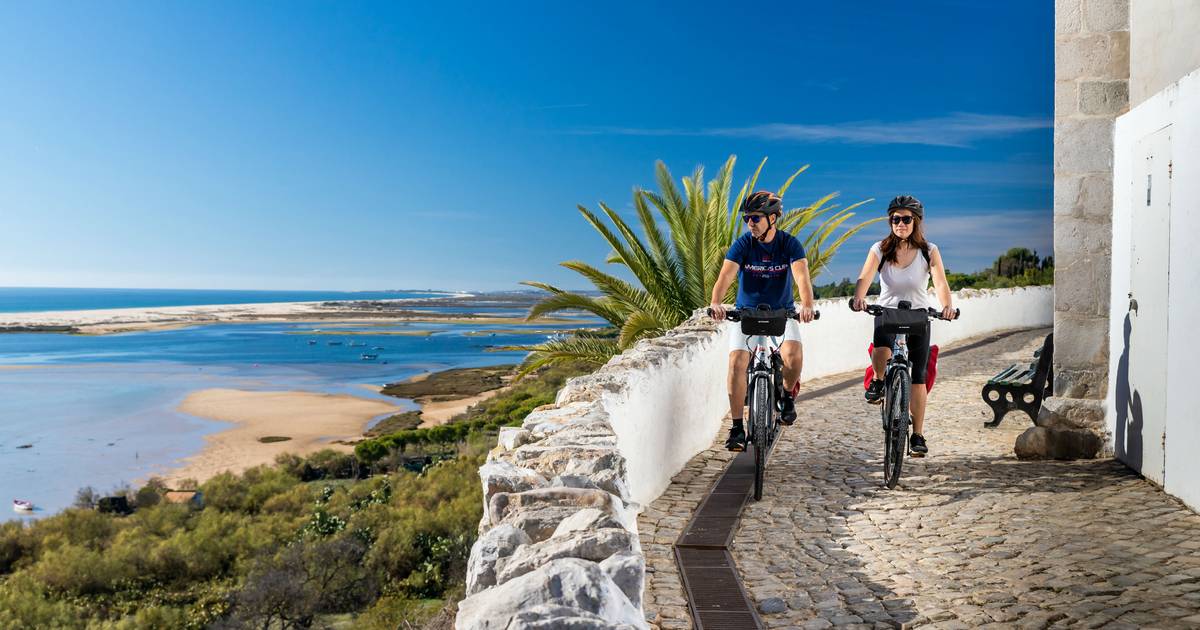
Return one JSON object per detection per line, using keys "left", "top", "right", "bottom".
{"left": 13, "top": 499, "right": 34, "bottom": 513}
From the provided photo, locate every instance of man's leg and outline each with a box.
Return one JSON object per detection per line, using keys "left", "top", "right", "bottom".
{"left": 726, "top": 350, "right": 749, "bottom": 450}
{"left": 780, "top": 340, "right": 803, "bottom": 392}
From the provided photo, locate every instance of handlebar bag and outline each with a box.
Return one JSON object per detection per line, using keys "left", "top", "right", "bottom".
{"left": 740, "top": 308, "right": 789, "bottom": 336}
{"left": 874, "top": 307, "right": 929, "bottom": 335}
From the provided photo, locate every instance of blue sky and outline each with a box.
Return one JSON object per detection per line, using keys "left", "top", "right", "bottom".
{"left": 0, "top": 1, "right": 1052, "bottom": 291}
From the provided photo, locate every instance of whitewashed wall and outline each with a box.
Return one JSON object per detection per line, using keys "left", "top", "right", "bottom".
{"left": 457, "top": 286, "right": 1053, "bottom": 628}
{"left": 1110, "top": 67, "right": 1200, "bottom": 512}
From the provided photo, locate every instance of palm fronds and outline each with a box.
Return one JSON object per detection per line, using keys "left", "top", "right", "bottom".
{"left": 516, "top": 155, "right": 879, "bottom": 373}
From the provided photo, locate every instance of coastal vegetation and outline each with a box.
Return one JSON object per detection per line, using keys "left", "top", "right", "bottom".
{"left": 511, "top": 156, "right": 881, "bottom": 375}
{"left": 813, "top": 247, "right": 1054, "bottom": 298}
{"left": 0, "top": 362, "right": 585, "bottom": 628}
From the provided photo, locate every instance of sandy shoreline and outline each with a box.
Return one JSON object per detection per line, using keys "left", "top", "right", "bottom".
{"left": 0, "top": 298, "right": 579, "bottom": 335}
{"left": 165, "top": 388, "right": 401, "bottom": 484}
{"left": 164, "top": 378, "right": 504, "bottom": 483}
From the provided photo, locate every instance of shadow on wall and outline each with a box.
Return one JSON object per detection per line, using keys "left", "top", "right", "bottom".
{"left": 1114, "top": 313, "right": 1144, "bottom": 472}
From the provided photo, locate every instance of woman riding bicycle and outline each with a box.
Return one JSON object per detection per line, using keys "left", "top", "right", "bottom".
{"left": 849, "top": 195, "right": 955, "bottom": 457}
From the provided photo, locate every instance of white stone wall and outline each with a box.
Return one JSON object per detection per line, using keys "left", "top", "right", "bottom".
{"left": 1110, "top": 67, "right": 1200, "bottom": 512}
{"left": 456, "top": 287, "right": 1052, "bottom": 628}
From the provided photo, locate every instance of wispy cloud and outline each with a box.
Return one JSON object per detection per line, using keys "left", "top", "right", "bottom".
{"left": 573, "top": 113, "right": 1051, "bottom": 148}
{"left": 530, "top": 103, "right": 590, "bottom": 111}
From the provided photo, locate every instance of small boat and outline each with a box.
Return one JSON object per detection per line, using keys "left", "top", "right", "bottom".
{"left": 13, "top": 500, "right": 33, "bottom": 513}
{"left": 360, "top": 353, "right": 379, "bottom": 361}
{"left": 307, "top": 340, "right": 317, "bottom": 345}
{"left": 372, "top": 346, "right": 385, "bottom": 350}
{"left": 349, "top": 341, "right": 366, "bottom": 347}
{"left": 327, "top": 341, "right": 343, "bottom": 346}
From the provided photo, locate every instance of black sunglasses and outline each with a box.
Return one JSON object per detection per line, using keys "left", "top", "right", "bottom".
{"left": 890, "top": 215, "right": 914, "bottom": 225}
{"left": 742, "top": 214, "right": 768, "bottom": 224}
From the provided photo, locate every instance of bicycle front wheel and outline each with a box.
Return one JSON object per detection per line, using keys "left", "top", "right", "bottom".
{"left": 883, "top": 369, "right": 911, "bottom": 489}
{"left": 750, "top": 375, "right": 772, "bottom": 501}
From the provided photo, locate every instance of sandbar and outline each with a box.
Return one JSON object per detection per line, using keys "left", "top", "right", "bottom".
{"left": 166, "top": 388, "right": 400, "bottom": 484}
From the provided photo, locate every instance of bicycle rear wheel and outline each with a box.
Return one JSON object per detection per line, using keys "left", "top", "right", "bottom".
{"left": 750, "top": 375, "right": 772, "bottom": 501}
{"left": 882, "top": 369, "right": 911, "bottom": 489}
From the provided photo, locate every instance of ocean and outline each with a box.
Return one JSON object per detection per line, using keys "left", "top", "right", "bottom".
{"left": 0, "top": 289, "right": 584, "bottom": 518}
{"left": 0, "top": 287, "right": 449, "bottom": 313}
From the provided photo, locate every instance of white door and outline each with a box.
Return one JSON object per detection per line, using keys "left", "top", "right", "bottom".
{"left": 1124, "top": 126, "right": 1171, "bottom": 485}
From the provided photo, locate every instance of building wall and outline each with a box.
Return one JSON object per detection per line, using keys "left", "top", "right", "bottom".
{"left": 1130, "top": 0, "right": 1200, "bottom": 106}
{"left": 1041, "top": 0, "right": 1130, "bottom": 458}
{"left": 1110, "top": 68, "right": 1200, "bottom": 511}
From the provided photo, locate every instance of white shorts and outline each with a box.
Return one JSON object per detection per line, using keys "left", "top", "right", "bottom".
{"left": 727, "top": 319, "right": 803, "bottom": 353}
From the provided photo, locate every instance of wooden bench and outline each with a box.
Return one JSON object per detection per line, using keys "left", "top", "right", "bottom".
{"left": 981, "top": 333, "right": 1053, "bottom": 428}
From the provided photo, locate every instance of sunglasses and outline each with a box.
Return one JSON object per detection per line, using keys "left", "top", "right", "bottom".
{"left": 890, "top": 215, "right": 914, "bottom": 225}
{"left": 742, "top": 214, "right": 768, "bottom": 224}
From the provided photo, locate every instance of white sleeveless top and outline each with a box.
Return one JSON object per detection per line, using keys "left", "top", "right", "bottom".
{"left": 870, "top": 241, "right": 940, "bottom": 310}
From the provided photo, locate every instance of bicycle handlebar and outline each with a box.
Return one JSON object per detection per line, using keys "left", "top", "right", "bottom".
{"left": 848, "top": 299, "right": 960, "bottom": 321}
{"left": 706, "top": 307, "right": 820, "bottom": 322}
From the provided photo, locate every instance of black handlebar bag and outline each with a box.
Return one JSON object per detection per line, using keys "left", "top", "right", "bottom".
{"left": 875, "top": 307, "right": 929, "bottom": 335}
{"left": 740, "top": 308, "right": 790, "bottom": 336}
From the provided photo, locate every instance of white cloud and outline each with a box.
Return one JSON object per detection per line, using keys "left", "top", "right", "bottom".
{"left": 575, "top": 113, "right": 1051, "bottom": 148}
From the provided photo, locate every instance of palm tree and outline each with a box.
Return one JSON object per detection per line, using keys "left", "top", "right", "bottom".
{"left": 507, "top": 156, "right": 881, "bottom": 375}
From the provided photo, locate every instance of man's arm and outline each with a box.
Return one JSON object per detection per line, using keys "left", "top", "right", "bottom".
{"left": 709, "top": 260, "right": 740, "bottom": 320}
{"left": 790, "top": 258, "right": 815, "bottom": 322}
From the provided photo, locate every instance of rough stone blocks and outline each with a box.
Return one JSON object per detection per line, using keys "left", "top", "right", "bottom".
{"left": 1054, "top": 118, "right": 1115, "bottom": 173}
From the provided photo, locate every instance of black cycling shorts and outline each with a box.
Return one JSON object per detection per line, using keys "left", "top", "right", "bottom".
{"left": 873, "top": 317, "right": 931, "bottom": 385}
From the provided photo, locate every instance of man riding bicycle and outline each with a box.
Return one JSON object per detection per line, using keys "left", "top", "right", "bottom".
{"left": 709, "top": 191, "right": 816, "bottom": 452}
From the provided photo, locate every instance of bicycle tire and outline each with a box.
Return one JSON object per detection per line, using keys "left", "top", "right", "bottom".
{"left": 751, "top": 375, "right": 771, "bottom": 501}
{"left": 883, "top": 369, "right": 911, "bottom": 489}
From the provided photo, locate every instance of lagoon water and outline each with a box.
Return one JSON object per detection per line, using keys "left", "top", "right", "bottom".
{"left": 0, "top": 287, "right": 446, "bottom": 313}
{"left": 1, "top": 294, "right": 585, "bottom": 518}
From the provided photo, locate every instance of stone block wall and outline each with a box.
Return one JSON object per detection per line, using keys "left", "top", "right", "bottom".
{"left": 1035, "top": 0, "right": 1130, "bottom": 458}
{"left": 455, "top": 315, "right": 727, "bottom": 629}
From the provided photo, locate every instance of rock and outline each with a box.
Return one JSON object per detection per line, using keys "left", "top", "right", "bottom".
{"left": 501, "top": 444, "right": 627, "bottom": 482}
{"left": 466, "top": 524, "right": 531, "bottom": 595}
{"left": 522, "top": 403, "right": 611, "bottom": 437}
{"left": 1014, "top": 426, "right": 1051, "bottom": 459}
{"left": 496, "top": 528, "right": 638, "bottom": 584}
{"left": 489, "top": 487, "right": 633, "bottom": 542}
{"left": 455, "top": 557, "right": 647, "bottom": 630}
{"left": 479, "top": 461, "right": 548, "bottom": 522}
{"left": 497, "top": 427, "right": 533, "bottom": 451}
{"left": 1015, "top": 425, "right": 1104, "bottom": 460}
{"left": 601, "top": 552, "right": 645, "bottom": 610}
{"left": 759, "top": 597, "right": 787, "bottom": 614}
{"left": 552, "top": 507, "right": 630, "bottom": 537}
{"left": 551, "top": 471, "right": 633, "bottom": 504}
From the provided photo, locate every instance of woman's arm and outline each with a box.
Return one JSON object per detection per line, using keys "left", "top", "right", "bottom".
{"left": 929, "top": 247, "right": 955, "bottom": 319}
{"left": 850, "top": 250, "right": 880, "bottom": 311}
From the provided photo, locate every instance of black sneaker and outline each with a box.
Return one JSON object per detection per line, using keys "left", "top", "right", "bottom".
{"left": 779, "top": 392, "right": 797, "bottom": 426}
{"left": 910, "top": 433, "right": 928, "bottom": 457}
{"left": 725, "top": 424, "right": 747, "bottom": 452}
{"left": 865, "top": 379, "right": 885, "bottom": 405}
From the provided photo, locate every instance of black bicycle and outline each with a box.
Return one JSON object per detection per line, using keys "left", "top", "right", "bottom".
{"left": 709, "top": 305, "right": 819, "bottom": 500}
{"left": 853, "top": 300, "right": 958, "bottom": 489}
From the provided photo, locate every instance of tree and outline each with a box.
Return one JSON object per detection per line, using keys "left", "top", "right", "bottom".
{"left": 508, "top": 156, "right": 880, "bottom": 375}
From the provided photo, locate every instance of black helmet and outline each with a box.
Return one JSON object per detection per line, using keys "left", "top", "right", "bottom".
{"left": 741, "top": 191, "right": 783, "bottom": 216}
{"left": 887, "top": 195, "right": 924, "bottom": 219}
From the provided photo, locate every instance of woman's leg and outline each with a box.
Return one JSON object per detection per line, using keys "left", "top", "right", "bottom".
{"left": 911, "top": 384, "right": 927, "bottom": 435}
{"left": 871, "top": 346, "right": 890, "bottom": 378}
{"left": 909, "top": 327, "right": 932, "bottom": 435}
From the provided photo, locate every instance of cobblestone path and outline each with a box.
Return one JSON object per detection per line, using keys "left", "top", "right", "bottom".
{"left": 641, "top": 328, "right": 1200, "bottom": 629}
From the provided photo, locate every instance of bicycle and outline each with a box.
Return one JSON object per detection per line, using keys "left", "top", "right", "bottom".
{"left": 708, "top": 305, "right": 820, "bottom": 501}
{"left": 852, "top": 300, "right": 958, "bottom": 489}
